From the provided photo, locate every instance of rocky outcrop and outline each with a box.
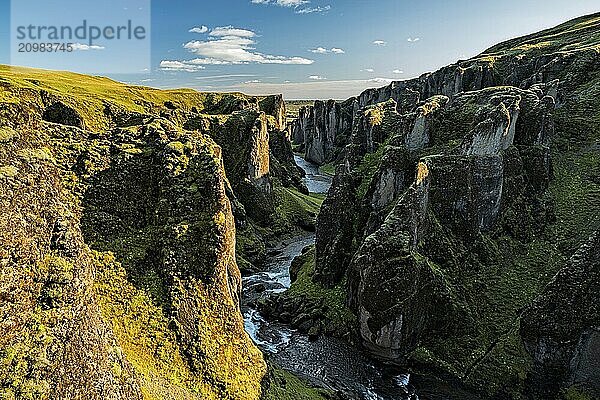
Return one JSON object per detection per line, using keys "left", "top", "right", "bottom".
{"left": 520, "top": 231, "right": 600, "bottom": 399}
{"left": 0, "top": 123, "right": 142, "bottom": 399}
{"left": 304, "top": 13, "right": 600, "bottom": 396}
{"left": 259, "top": 94, "right": 286, "bottom": 131}
{"left": 290, "top": 14, "right": 600, "bottom": 168}
{"left": 291, "top": 98, "right": 357, "bottom": 165}
{"left": 315, "top": 86, "right": 555, "bottom": 287}
{"left": 0, "top": 71, "right": 269, "bottom": 399}
{"left": 42, "top": 101, "right": 84, "bottom": 128}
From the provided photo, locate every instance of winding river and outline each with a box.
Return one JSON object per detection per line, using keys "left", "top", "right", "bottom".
{"left": 242, "top": 155, "right": 418, "bottom": 400}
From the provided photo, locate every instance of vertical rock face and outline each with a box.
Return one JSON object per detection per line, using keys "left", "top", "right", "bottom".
{"left": 289, "top": 17, "right": 592, "bottom": 167}
{"left": 520, "top": 231, "right": 600, "bottom": 399}
{"left": 183, "top": 110, "right": 275, "bottom": 227}
{"left": 247, "top": 112, "right": 271, "bottom": 193}
{"left": 348, "top": 165, "right": 435, "bottom": 359}
{"left": 315, "top": 87, "right": 554, "bottom": 287}
{"left": 291, "top": 98, "right": 356, "bottom": 165}
{"left": 308, "top": 16, "right": 600, "bottom": 390}
{"left": 0, "top": 121, "right": 142, "bottom": 399}
{"left": 259, "top": 94, "right": 286, "bottom": 131}
{"left": 0, "top": 72, "right": 270, "bottom": 399}
{"left": 305, "top": 12, "right": 600, "bottom": 399}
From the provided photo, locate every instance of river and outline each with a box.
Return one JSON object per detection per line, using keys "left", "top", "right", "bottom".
{"left": 242, "top": 155, "right": 418, "bottom": 400}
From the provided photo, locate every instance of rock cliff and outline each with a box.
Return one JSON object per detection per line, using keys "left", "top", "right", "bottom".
{"left": 0, "top": 66, "right": 307, "bottom": 399}
{"left": 291, "top": 13, "right": 600, "bottom": 399}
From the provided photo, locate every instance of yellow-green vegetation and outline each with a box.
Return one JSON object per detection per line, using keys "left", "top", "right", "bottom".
{"left": 262, "top": 364, "right": 332, "bottom": 400}
{"left": 563, "top": 386, "right": 596, "bottom": 400}
{"left": 319, "top": 162, "right": 336, "bottom": 176}
{"left": 94, "top": 251, "right": 213, "bottom": 399}
{"left": 0, "top": 126, "right": 17, "bottom": 142}
{"left": 95, "top": 251, "right": 266, "bottom": 400}
{"left": 550, "top": 72, "right": 600, "bottom": 254}
{"left": 356, "top": 145, "right": 386, "bottom": 200}
{"left": 271, "top": 186, "right": 324, "bottom": 233}
{"left": 0, "top": 64, "right": 275, "bottom": 398}
{"left": 0, "top": 65, "right": 254, "bottom": 131}
{"left": 0, "top": 165, "right": 18, "bottom": 178}
{"left": 0, "top": 309, "right": 52, "bottom": 400}
{"left": 478, "top": 13, "right": 600, "bottom": 59}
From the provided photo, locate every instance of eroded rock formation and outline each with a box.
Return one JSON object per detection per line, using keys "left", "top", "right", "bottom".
{"left": 0, "top": 67, "right": 307, "bottom": 399}
{"left": 290, "top": 13, "right": 600, "bottom": 399}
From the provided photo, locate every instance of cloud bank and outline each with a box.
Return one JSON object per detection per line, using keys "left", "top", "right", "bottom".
{"left": 161, "top": 25, "right": 313, "bottom": 70}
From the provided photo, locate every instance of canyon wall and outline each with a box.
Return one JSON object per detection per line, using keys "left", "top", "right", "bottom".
{"left": 0, "top": 67, "right": 304, "bottom": 399}
{"left": 289, "top": 13, "right": 600, "bottom": 399}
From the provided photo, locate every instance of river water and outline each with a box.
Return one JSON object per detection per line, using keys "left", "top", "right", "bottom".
{"left": 242, "top": 155, "right": 418, "bottom": 400}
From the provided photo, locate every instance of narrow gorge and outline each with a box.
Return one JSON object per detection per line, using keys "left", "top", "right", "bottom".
{"left": 1, "top": 11, "right": 599, "bottom": 400}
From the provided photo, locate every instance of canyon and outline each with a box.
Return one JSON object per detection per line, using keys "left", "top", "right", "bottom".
{"left": 1, "top": 11, "right": 599, "bottom": 400}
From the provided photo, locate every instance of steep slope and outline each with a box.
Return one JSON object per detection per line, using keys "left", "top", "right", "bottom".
{"left": 287, "top": 13, "right": 600, "bottom": 399}
{"left": 0, "top": 66, "right": 307, "bottom": 399}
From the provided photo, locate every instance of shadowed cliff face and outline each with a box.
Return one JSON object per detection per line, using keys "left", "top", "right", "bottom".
{"left": 294, "top": 12, "right": 600, "bottom": 400}
{"left": 520, "top": 232, "right": 600, "bottom": 398}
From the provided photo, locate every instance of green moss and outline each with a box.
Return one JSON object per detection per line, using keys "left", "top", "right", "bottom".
{"left": 0, "top": 64, "right": 261, "bottom": 132}
{"left": 263, "top": 364, "right": 331, "bottom": 400}
{"left": 319, "top": 162, "right": 336, "bottom": 176}
{"left": 285, "top": 246, "right": 355, "bottom": 332}
{"left": 16, "top": 148, "right": 53, "bottom": 162}
{"left": 271, "top": 186, "right": 324, "bottom": 234}
{"left": 0, "top": 165, "right": 18, "bottom": 178}
{"left": 94, "top": 251, "right": 221, "bottom": 400}
{"left": 356, "top": 143, "right": 386, "bottom": 199}
{"left": 562, "top": 386, "right": 596, "bottom": 400}
{"left": 413, "top": 220, "right": 565, "bottom": 396}
{"left": 550, "top": 74, "right": 600, "bottom": 254}
{"left": 478, "top": 13, "right": 600, "bottom": 59}
{"left": 95, "top": 249, "right": 268, "bottom": 400}
{"left": 0, "top": 126, "right": 17, "bottom": 142}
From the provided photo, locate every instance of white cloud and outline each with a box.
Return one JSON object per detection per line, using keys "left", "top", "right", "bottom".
{"left": 373, "top": 40, "right": 387, "bottom": 46}
{"left": 368, "top": 77, "right": 393, "bottom": 84}
{"left": 251, "top": 0, "right": 308, "bottom": 6}
{"left": 196, "top": 74, "right": 257, "bottom": 79}
{"left": 174, "top": 26, "right": 313, "bottom": 65}
{"left": 296, "top": 5, "right": 331, "bottom": 14}
{"left": 363, "top": 68, "right": 375, "bottom": 73}
{"left": 276, "top": 0, "right": 309, "bottom": 5}
{"left": 159, "top": 60, "right": 206, "bottom": 72}
{"left": 407, "top": 37, "right": 420, "bottom": 42}
{"left": 310, "top": 47, "right": 328, "bottom": 54}
{"left": 244, "top": 79, "right": 262, "bottom": 84}
{"left": 310, "top": 47, "right": 344, "bottom": 54}
{"left": 309, "top": 75, "right": 326, "bottom": 80}
{"left": 71, "top": 43, "right": 105, "bottom": 51}
{"left": 252, "top": 0, "right": 330, "bottom": 14}
{"left": 393, "top": 69, "right": 404, "bottom": 74}
{"left": 209, "top": 26, "right": 256, "bottom": 38}
{"left": 189, "top": 26, "right": 208, "bottom": 34}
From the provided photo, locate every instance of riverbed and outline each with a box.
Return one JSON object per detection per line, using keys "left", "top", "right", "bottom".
{"left": 242, "top": 156, "right": 418, "bottom": 400}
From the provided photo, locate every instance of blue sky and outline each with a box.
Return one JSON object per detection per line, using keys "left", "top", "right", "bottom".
{"left": 1, "top": 0, "right": 599, "bottom": 99}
